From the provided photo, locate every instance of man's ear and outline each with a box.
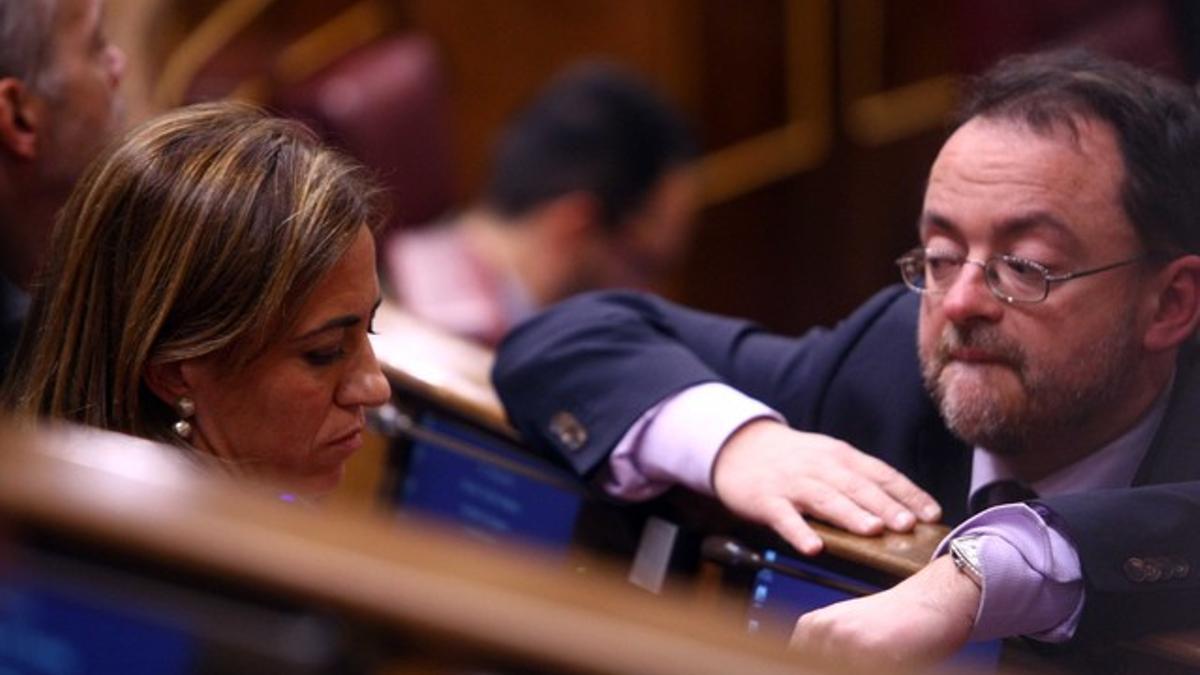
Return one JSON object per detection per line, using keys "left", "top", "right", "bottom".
{"left": 539, "top": 191, "right": 602, "bottom": 245}
{"left": 0, "top": 77, "right": 41, "bottom": 160}
{"left": 143, "top": 360, "right": 190, "bottom": 407}
{"left": 1143, "top": 255, "right": 1200, "bottom": 352}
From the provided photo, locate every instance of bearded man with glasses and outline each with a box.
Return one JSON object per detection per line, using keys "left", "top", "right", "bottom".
{"left": 492, "top": 49, "right": 1200, "bottom": 668}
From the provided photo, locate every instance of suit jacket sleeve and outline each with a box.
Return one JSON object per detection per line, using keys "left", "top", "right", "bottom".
{"left": 1038, "top": 485, "right": 1200, "bottom": 641}
{"left": 491, "top": 285, "right": 938, "bottom": 477}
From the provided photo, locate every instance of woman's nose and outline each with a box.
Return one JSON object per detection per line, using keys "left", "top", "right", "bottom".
{"left": 338, "top": 340, "right": 391, "bottom": 409}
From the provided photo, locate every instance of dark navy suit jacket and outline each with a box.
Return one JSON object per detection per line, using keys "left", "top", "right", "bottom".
{"left": 493, "top": 285, "right": 1200, "bottom": 643}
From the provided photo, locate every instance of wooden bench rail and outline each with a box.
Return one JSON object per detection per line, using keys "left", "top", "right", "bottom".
{"left": 0, "top": 424, "right": 820, "bottom": 675}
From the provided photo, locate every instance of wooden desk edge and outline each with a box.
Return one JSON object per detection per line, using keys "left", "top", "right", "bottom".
{"left": 0, "top": 428, "right": 819, "bottom": 675}
{"left": 811, "top": 521, "right": 945, "bottom": 578}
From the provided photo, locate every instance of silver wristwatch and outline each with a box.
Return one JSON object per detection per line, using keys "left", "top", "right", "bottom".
{"left": 948, "top": 535, "right": 985, "bottom": 588}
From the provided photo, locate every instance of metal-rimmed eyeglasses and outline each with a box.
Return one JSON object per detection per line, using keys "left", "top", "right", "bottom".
{"left": 896, "top": 247, "right": 1146, "bottom": 304}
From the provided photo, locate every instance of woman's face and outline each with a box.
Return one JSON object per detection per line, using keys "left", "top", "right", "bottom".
{"left": 181, "top": 226, "right": 391, "bottom": 495}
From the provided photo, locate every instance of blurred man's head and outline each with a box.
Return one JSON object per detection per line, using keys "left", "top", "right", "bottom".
{"left": 0, "top": 0, "right": 125, "bottom": 285}
{"left": 483, "top": 63, "right": 698, "bottom": 294}
{"left": 905, "top": 50, "right": 1200, "bottom": 479}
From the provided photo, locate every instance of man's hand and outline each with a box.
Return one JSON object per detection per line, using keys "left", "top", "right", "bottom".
{"left": 789, "top": 555, "right": 980, "bottom": 672}
{"left": 712, "top": 419, "right": 941, "bottom": 554}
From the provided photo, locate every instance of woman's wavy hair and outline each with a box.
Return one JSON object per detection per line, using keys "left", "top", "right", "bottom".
{"left": 3, "top": 101, "right": 385, "bottom": 443}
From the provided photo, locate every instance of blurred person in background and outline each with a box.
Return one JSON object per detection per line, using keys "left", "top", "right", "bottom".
{"left": 385, "top": 62, "right": 698, "bottom": 346}
{"left": 0, "top": 0, "right": 126, "bottom": 375}
{"left": 3, "top": 102, "right": 391, "bottom": 498}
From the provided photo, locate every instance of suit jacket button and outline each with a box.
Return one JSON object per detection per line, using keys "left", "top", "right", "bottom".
{"left": 1124, "top": 557, "right": 1148, "bottom": 583}
{"left": 1172, "top": 560, "right": 1190, "bottom": 580}
{"left": 548, "top": 411, "right": 588, "bottom": 451}
{"left": 1144, "top": 562, "right": 1163, "bottom": 583}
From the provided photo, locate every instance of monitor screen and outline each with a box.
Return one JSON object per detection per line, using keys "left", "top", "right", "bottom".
{"left": 0, "top": 546, "right": 349, "bottom": 675}
{"left": 0, "top": 574, "right": 195, "bottom": 675}
{"left": 394, "top": 412, "right": 585, "bottom": 554}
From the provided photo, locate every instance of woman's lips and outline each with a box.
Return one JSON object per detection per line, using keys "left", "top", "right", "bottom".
{"left": 325, "top": 427, "right": 364, "bottom": 454}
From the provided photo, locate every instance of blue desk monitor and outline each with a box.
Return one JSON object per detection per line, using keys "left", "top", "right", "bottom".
{"left": 747, "top": 549, "right": 1001, "bottom": 670}
{"left": 395, "top": 412, "right": 585, "bottom": 555}
{"left": 0, "top": 547, "right": 347, "bottom": 675}
{"left": 0, "top": 576, "right": 195, "bottom": 675}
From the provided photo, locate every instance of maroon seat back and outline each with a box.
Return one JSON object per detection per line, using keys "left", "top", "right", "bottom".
{"left": 273, "top": 36, "right": 457, "bottom": 234}
{"left": 955, "top": 0, "right": 1190, "bottom": 79}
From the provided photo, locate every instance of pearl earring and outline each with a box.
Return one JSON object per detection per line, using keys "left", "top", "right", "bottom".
{"left": 173, "top": 396, "right": 195, "bottom": 440}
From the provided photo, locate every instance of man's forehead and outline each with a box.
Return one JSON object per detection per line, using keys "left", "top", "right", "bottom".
{"left": 938, "top": 113, "right": 1121, "bottom": 166}
{"left": 931, "top": 115, "right": 1123, "bottom": 190}
{"left": 921, "top": 115, "right": 1132, "bottom": 247}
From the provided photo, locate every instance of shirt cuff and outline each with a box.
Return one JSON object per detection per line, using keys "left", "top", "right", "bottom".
{"left": 935, "top": 504, "right": 1084, "bottom": 643}
{"left": 602, "top": 382, "right": 782, "bottom": 501}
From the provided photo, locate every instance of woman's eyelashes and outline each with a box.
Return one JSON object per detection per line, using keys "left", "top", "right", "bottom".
{"left": 304, "top": 319, "right": 377, "bottom": 365}
{"left": 303, "top": 345, "right": 346, "bottom": 366}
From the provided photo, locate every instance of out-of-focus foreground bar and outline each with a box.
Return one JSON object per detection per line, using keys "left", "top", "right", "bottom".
{"left": 0, "top": 422, "right": 819, "bottom": 675}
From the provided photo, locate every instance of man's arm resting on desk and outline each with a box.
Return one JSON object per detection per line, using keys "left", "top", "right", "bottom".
{"left": 607, "top": 383, "right": 1088, "bottom": 661}
{"left": 790, "top": 504, "right": 1085, "bottom": 669}
{"left": 790, "top": 554, "right": 979, "bottom": 670}
{"left": 603, "top": 382, "right": 940, "bottom": 554}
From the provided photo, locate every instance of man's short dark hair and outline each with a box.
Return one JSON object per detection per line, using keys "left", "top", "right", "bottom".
{"left": 957, "top": 49, "right": 1200, "bottom": 255}
{"left": 0, "top": 0, "right": 56, "bottom": 86}
{"left": 484, "top": 62, "right": 697, "bottom": 233}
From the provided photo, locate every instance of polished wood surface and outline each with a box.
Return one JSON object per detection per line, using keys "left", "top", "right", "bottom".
{"left": 0, "top": 423, "right": 821, "bottom": 675}
{"left": 1128, "top": 630, "right": 1200, "bottom": 669}
{"left": 808, "top": 521, "right": 944, "bottom": 578}
{"left": 370, "top": 300, "right": 514, "bottom": 437}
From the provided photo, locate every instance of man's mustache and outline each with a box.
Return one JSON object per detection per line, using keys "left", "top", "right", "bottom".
{"left": 932, "top": 325, "right": 1026, "bottom": 372}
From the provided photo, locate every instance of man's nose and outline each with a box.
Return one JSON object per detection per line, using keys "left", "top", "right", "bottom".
{"left": 939, "top": 262, "right": 1004, "bottom": 325}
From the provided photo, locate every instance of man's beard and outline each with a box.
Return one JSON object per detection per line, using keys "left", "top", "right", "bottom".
{"left": 920, "top": 317, "right": 1140, "bottom": 457}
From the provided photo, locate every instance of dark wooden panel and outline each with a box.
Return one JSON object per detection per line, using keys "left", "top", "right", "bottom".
{"left": 402, "top": 0, "right": 705, "bottom": 196}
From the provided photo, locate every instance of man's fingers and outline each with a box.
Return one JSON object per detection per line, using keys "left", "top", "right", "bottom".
{"left": 849, "top": 453, "right": 943, "bottom": 523}
{"left": 801, "top": 461, "right": 902, "bottom": 530}
{"left": 842, "top": 479, "right": 917, "bottom": 531}
{"left": 762, "top": 498, "right": 825, "bottom": 555}
{"left": 882, "top": 473, "right": 942, "bottom": 522}
{"left": 795, "top": 481, "right": 886, "bottom": 536}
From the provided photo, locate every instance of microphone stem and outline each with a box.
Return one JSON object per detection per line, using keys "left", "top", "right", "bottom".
{"left": 758, "top": 558, "right": 877, "bottom": 597}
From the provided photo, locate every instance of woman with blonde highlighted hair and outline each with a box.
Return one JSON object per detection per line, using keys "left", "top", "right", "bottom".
{"left": 3, "top": 101, "right": 391, "bottom": 495}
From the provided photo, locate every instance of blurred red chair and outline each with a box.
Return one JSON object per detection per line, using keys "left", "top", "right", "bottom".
{"left": 955, "top": 0, "right": 1191, "bottom": 79}
{"left": 272, "top": 35, "right": 457, "bottom": 235}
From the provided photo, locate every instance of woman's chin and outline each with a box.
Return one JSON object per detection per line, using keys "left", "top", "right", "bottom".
{"left": 272, "top": 462, "right": 347, "bottom": 500}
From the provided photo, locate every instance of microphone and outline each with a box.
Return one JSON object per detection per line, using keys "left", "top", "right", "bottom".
{"left": 701, "top": 536, "right": 877, "bottom": 597}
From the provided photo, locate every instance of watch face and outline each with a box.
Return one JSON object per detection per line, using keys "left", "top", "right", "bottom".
{"left": 954, "top": 536, "right": 983, "bottom": 563}
{"left": 950, "top": 537, "right": 984, "bottom": 587}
